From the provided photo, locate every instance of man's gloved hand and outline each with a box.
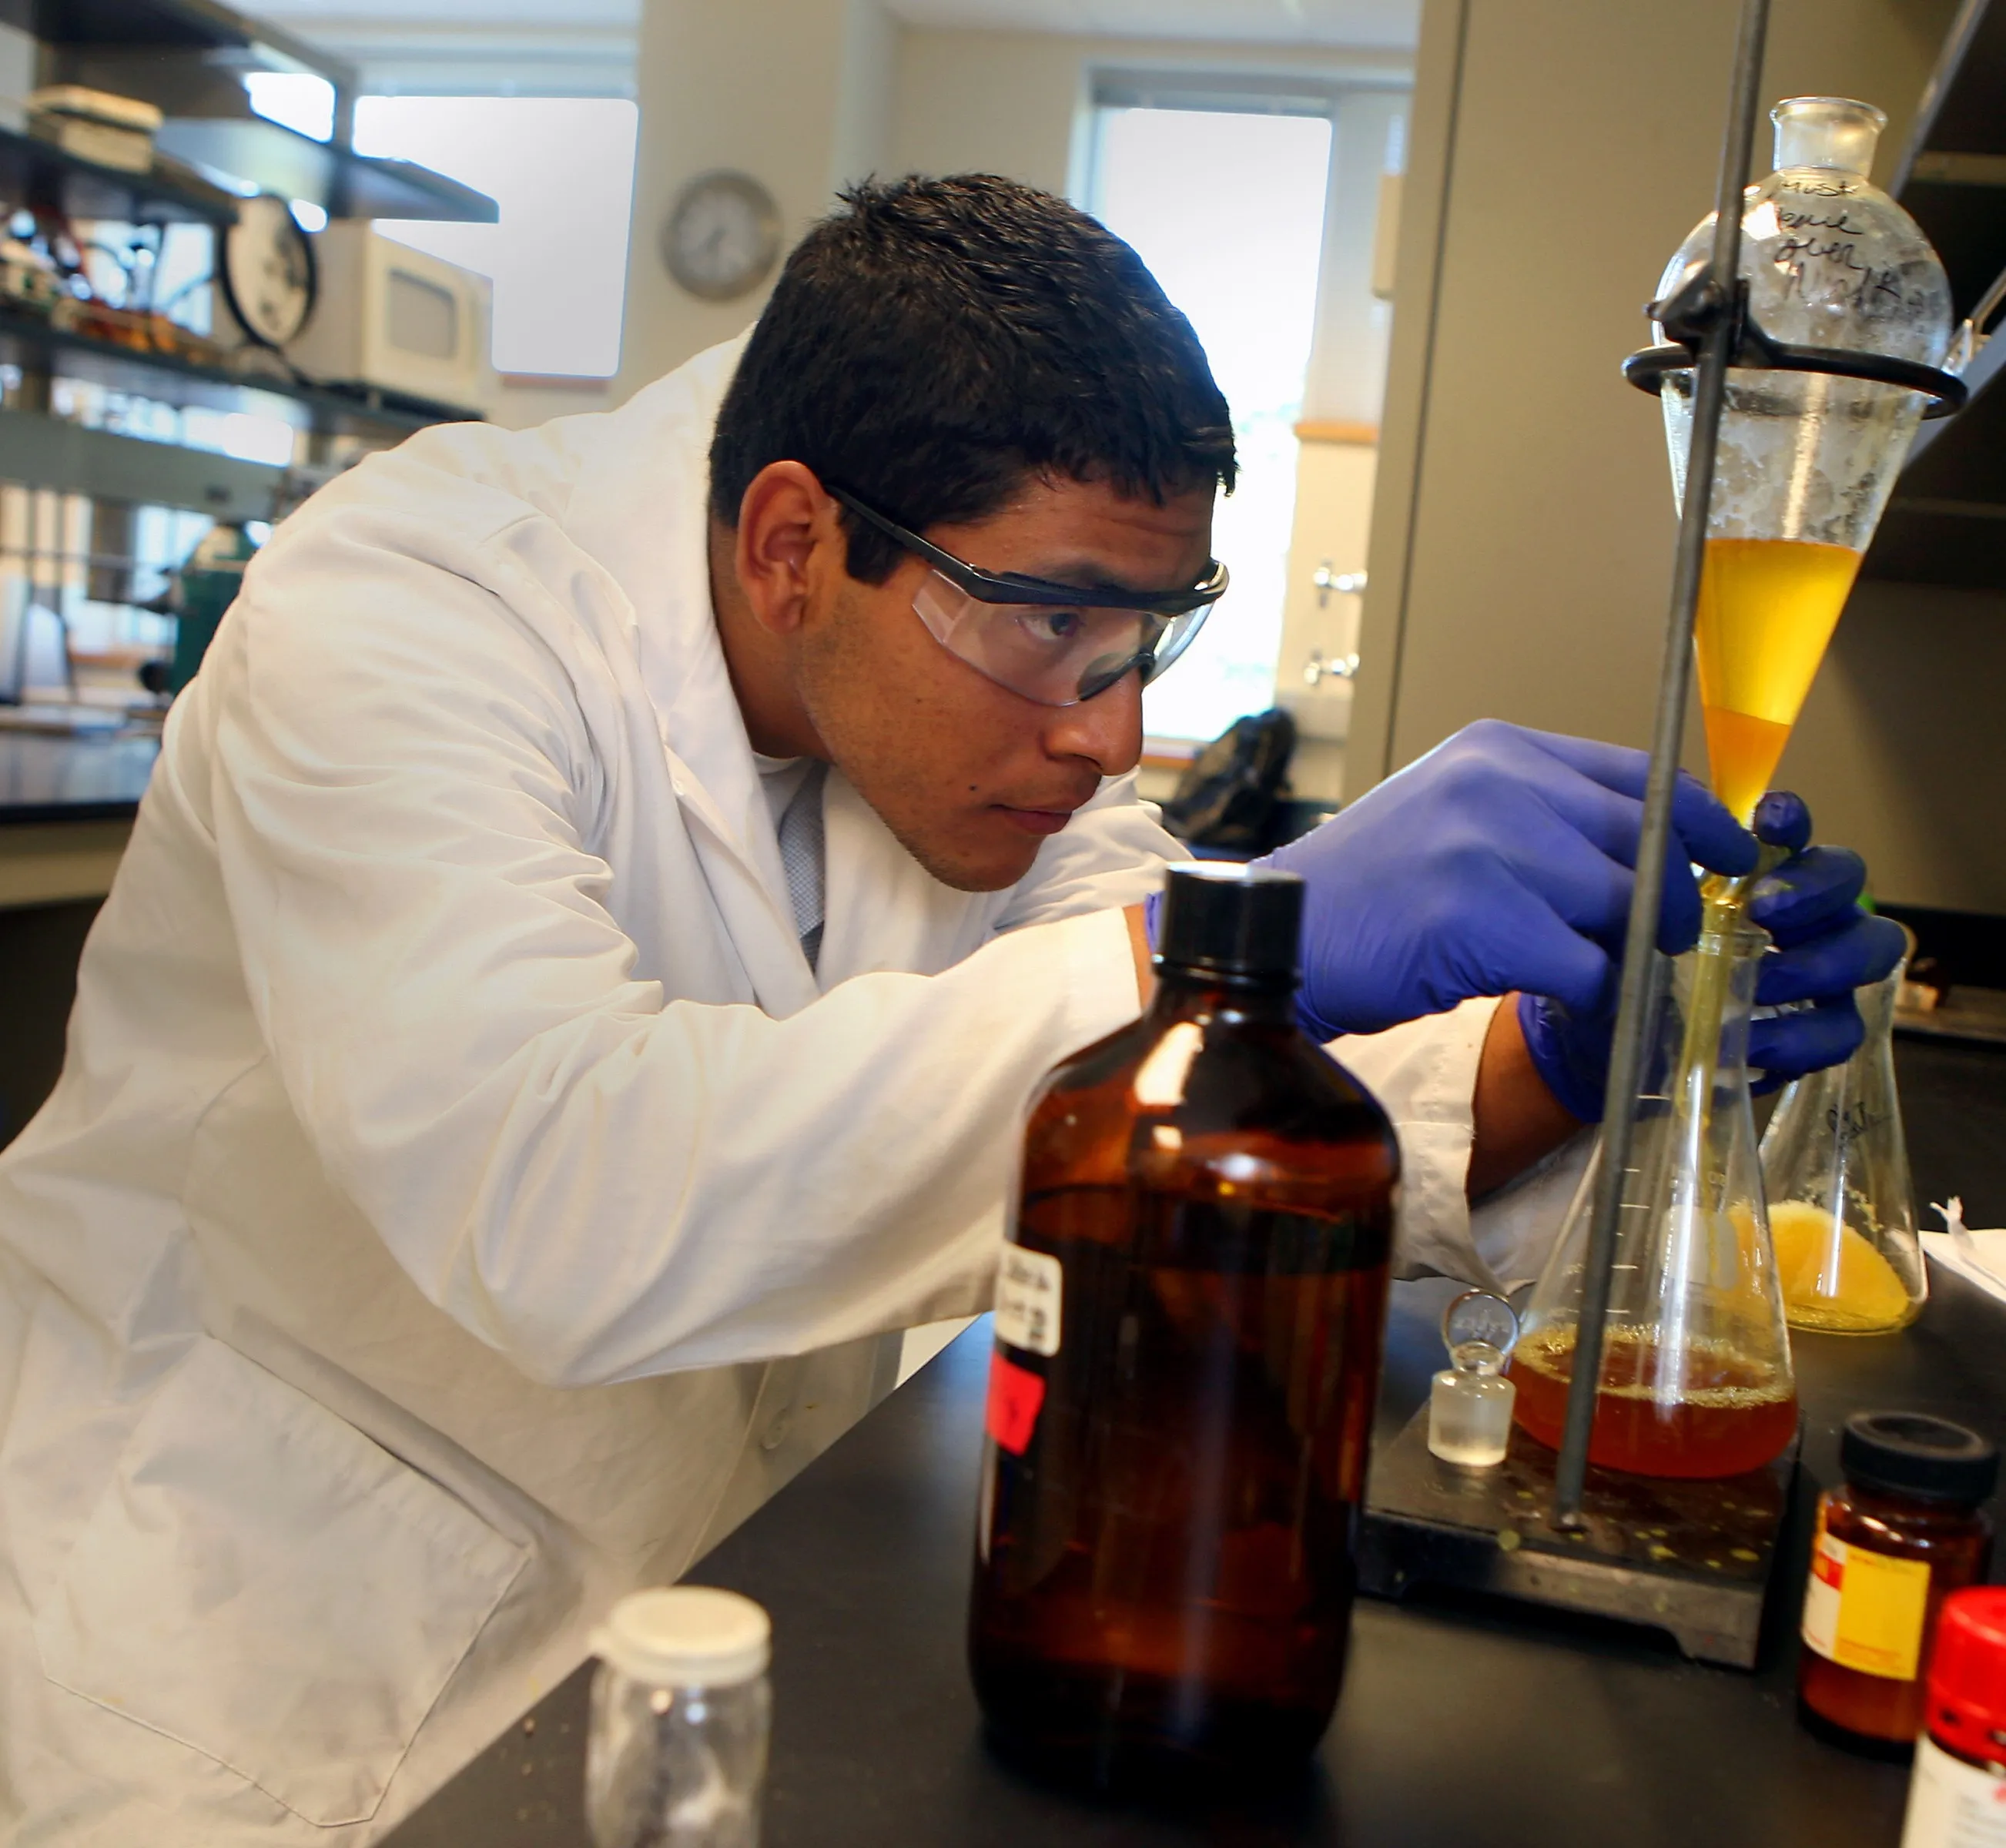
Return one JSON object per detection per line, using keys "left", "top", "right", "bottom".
{"left": 1517, "top": 791, "right": 1908, "bottom": 1120}
{"left": 1251, "top": 719, "right": 1758, "bottom": 1037}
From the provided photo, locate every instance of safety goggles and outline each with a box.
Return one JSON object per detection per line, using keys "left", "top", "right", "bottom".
{"left": 826, "top": 484, "right": 1227, "bottom": 708}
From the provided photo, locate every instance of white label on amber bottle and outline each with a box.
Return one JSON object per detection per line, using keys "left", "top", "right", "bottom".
{"left": 994, "top": 1247, "right": 1062, "bottom": 1357}
{"left": 1900, "top": 1734, "right": 2006, "bottom": 1847}
{"left": 1802, "top": 1508, "right": 1932, "bottom": 1681}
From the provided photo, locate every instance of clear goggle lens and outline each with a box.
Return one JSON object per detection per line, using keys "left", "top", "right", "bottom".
{"left": 912, "top": 571, "right": 1212, "bottom": 708}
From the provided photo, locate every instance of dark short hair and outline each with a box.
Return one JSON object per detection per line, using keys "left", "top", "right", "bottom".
{"left": 708, "top": 174, "right": 1237, "bottom": 583}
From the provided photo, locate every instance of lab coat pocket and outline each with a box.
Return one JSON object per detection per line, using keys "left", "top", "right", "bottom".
{"left": 35, "top": 1335, "right": 527, "bottom": 1826}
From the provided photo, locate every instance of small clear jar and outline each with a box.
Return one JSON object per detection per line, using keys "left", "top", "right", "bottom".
{"left": 585, "top": 1586, "right": 772, "bottom": 1848}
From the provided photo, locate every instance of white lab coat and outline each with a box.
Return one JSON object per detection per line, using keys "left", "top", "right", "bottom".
{"left": 0, "top": 336, "right": 1570, "bottom": 1843}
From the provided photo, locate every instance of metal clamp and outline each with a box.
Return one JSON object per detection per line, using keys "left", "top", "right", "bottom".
{"left": 1622, "top": 279, "right": 1968, "bottom": 420}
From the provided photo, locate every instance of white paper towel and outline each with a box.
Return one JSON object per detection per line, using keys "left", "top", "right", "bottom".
{"left": 1920, "top": 1198, "right": 2006, "bottom": 1308}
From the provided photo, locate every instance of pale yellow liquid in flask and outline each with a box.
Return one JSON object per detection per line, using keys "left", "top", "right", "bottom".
{"left": 1693, "top": 537, "right": 1863, "bottom": 824}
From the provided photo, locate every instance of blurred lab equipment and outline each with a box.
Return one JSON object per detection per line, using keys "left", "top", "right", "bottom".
{"left": 166, "top": 521, "right": 258, "bottom": 694}
{"left": 286, "top": 224, "right": 496, "bottom": 413}
{"left": 25, "top": 85, "right": 160, "bottom": 173}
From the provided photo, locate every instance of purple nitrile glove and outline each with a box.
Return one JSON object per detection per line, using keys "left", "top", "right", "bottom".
{"left": 1517, "top": 791, "right": 1909, "bottom": 1120}
{"left": 1245, "top": 719, "right": 1756, "bottom": 1040}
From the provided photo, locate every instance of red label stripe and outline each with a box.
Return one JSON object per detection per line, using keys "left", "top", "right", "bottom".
{"left": 985, "top": 1351, "right": 1047, "bottom": 1456}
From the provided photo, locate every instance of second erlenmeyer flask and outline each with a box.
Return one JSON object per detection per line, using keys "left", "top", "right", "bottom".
{"left": 1512, "top": 919, "right": 1797, "bottom": 1479}
{"left": 1760, "top": 932, "right": 1927, "bottom": 1334}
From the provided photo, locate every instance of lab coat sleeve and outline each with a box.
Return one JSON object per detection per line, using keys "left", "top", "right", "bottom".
{"left": 1000, "top": 784, "right": 1582, "bottom": 1287}
{"left": 206, "top": 513, "right": 1150, "bottom": 1391}
{"left": 1328, "top": 996, "right": 1582, "bottom": 1291}
{"left": 990, "top": 772, "right": 1181, "bottom": 930}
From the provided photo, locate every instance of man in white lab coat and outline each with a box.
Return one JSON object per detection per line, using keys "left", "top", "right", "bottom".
{"left": 0, "top": 176, "right": 1897, "bottom": 1842}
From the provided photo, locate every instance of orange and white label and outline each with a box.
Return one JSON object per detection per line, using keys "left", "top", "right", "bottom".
{"left": 1801, "top": 1502, "right": 1932, "bottom": 1682}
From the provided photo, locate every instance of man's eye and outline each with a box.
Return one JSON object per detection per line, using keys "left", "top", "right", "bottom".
{"left": 1020, "top": 608, "right": 1085, "bottom": 644}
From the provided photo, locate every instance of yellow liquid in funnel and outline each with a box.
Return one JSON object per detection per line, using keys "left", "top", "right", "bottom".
{"left": 1694, "top": 538, "right": 1862, "bottom": 823}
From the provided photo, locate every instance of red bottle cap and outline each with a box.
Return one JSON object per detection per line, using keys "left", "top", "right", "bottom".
{"left": 1927, "top": 1588, "right": 2006, "bottom": 1766}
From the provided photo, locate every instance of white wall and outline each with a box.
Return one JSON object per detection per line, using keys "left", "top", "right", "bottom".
{"left": 615, "top": 0, "right": 896, "bottom": 403}
{"left": 614, "top": 9, "right": 1409, "bottom": 403}
{"left": 892, "top": 28, "right": 1408, "bottom": 199}
{"left": 491, "top": 377, "right": 616, "bottom": 432}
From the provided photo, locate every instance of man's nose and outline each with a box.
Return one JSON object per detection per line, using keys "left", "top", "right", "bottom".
{"left": 1041, "top": 668, "right": 1144, "bottom": 776}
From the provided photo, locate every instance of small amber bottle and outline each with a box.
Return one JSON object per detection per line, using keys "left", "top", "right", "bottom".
{"left": 967, "top": 864, "right": 1402, "bottom": 1783}
{"left": 1800, "top": 1412, "right": 1998, "bottom": 1751}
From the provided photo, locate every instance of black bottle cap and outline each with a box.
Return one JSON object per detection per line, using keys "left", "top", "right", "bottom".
{"left": 1841, "top": 1411, "right": 2000, "bottom": 1505}
{"left": 1154, "top": 863, "right": 1303, "bottom": 987}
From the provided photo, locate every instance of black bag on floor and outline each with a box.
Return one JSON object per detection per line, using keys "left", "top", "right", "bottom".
{"left": 1160, "top": 707, "right": 1297, "bottom": 853}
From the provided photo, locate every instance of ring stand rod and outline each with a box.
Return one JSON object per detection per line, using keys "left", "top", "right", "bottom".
{"left": 1550, "top": 0, "right": 1773, "bottom": 1528}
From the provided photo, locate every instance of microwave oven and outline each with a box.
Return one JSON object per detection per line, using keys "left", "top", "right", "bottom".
{"left": 286, "top": 226, "right": 497, "bottom": 416}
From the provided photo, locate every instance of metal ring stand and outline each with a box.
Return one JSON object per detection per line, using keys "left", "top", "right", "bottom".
{"left": 1359, "top": 1, "right": 1972, "bottom": 1659}
{"left": 1623, "top": 336, "right": 1967, "bottom": 418}
{"left": 1552, "top": 0, "right": 1966, "bottom": 1528}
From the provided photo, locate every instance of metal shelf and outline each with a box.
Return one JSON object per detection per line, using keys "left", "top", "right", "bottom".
{"left": 0, "top": 122, "right": 237, "bottom": 225}
{"left": 0, "top": 407, "right": 281, "bottom": 517}
{"left": 1858, "top": 0, "right": 2006, "bottom": 588}
{"left": 155, "top": 118, "right": 497, "bottom": 224}
{"left": 2, "top": 0, "right": 497, "bottom": 224}
{"left": 0, "top": 303, "right": 484, "bottom": 429}
{"left": 0, "top": 0, "right": 293, "bottom": 52}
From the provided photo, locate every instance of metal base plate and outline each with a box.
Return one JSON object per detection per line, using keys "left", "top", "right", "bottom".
{"left": 1359, "top": 1409, "right": 1799, "bottom": 1668}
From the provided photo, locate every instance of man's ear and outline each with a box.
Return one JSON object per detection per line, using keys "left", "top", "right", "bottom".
{"left": 732, "top": 461, "right": 845, "bottom": 638}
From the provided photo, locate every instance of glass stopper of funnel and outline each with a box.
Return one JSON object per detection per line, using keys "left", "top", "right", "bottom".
{"left": 1442, "top": 1290, "right": 1519, "bottom": 1374}
{"left": 1430, "top": 1291, "right": 1520, "bottom": 1468}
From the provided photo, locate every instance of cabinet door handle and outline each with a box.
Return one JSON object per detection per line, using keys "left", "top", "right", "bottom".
{"left": 1304, "top": 650, "right": 1361, "bottom": 687}
{"left": 1312, "top": 564, "right": 1368, "bottom": 609}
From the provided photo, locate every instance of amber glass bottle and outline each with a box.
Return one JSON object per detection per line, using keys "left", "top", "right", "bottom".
{"left": 1800, "top": 1412, "right": 1998, "bottom": 1752}
{"left": 967, "top": 865, "right": 1401, "bottom": 1783}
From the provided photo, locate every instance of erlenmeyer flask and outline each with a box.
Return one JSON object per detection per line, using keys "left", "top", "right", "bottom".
{"left": 1656, "top": 98, "right": 1954, "bottom": 824}
{"left": 1759, "top": 930, "right": 1927, "bottom": 1334}
{"left": 1512, "top": 919, "right": 1797, "bottom": 1479}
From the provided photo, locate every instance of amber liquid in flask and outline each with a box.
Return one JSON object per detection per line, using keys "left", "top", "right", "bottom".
{"left": 1509, "top": 922, "right": 1799, "bottom": 1481}
{"left": 1510, "top": 1324, "right": 1798, "bottom": 1478}
{"left": 968, "top": 865, "right": 1400, "bottom": 1783}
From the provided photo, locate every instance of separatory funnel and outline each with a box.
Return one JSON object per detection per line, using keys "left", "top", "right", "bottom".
{"left": 1760, "top": 930, "right": 1927, "bottom": 1334}
{"left": 1653, "top": 97, "right": 1954, "bottom": 825}
{"left": 1512, "top": 920, "right": 1797, "bottom": 1480}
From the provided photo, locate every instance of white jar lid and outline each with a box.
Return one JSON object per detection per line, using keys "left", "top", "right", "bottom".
{"left": 591, "top": 1587, "right": 771, "bottom": 1687}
